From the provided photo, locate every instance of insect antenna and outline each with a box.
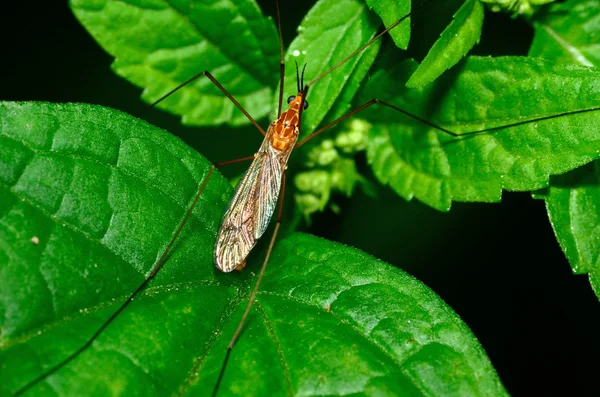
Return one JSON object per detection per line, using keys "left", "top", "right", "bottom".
{"left": 276, "top": 0, "right": 285, "bottom": 117}
{"left": 294, "top": 61, "right": 308, "bottom": 93}
{"left": 301, "top": 62, "right": 307, "bottom": 90}
{"left": 295, "top": 60, "right": 301, "bottom": 92}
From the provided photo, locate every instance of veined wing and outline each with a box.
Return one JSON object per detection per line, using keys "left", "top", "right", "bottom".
{"left": 214, "top": 139, "right": 284, "bottom": 272}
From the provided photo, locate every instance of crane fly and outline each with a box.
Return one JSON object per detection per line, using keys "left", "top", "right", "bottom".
{"left": 10, "top": 0, "right": 600, "bottom": 395}
{"left": 214, "top": 67, "right": 308, "bottom": 273}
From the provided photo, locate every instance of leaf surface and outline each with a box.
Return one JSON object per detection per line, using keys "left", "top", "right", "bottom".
{"left": 358, "top": 56, "right": 600, "bottom": 211}
{"left": 70, "top": 0, "right": 279, "bottom": 126}
{"left": 529, "top": 0, "right": 600, "bottom": 300}
{"left": 530, "top": 0, "right": 600, "bottom": 66}
{"left": 537, "top": 163, "right": 600, "bottom": 297}
{"left": 0, "top": 102, "right": 507, "bottom": 396}
{"left": 406, "top": 0, "right": 484, "bottom": 87}
{"left": 366, "top": 0, "right": 410, "bottom": 49}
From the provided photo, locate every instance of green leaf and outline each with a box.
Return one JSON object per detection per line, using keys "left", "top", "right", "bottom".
{"left": 358, "top": 56, "right": 600, "bottom": 211}
{"left": 70, "top": 0, "right": 279, "bottom": 126}
{"left": 365, "top": 0, "right": 410, "bottom": 49}
{"left": 529, "top": 0, "right": 600, "bottom": 67}
{"left": 0, "top": 101, "right": 231, "bottom": 394}
{"left": 406, "top": 0, "right": 484, "bottom": 88}
{"left": 1, "top": 102, "right": 507, "bottom": 396}
{"left": 278, "top": 0, "right": 380, "bottom": 136}
{"left": 536, "top": 163, "right": 600, "bottom": 298}
{"left": 529, "top": 0, "right": 600, "bottom": 300}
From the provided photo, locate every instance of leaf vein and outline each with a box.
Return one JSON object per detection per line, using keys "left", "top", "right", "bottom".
{"left": 258, "top": 289, "right": 430, "bottom": 371}
{"left": 254, "top": 300, "right": 294, "bottom": 395}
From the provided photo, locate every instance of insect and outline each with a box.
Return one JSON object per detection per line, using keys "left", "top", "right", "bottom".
{"left": 7, "top": 0, "right": 600, "bottom": 395}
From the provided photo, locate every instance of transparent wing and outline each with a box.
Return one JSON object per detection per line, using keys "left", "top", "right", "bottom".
{"left": 255, "top": 145, "right": 283, "bottom": 238}
{"left": 214, "top": 140, "right": 284, "bottom": 272}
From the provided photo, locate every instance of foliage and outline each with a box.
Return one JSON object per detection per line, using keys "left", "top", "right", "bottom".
{"left": 1, "top": 103, "right": 505, "bottom": 395}
{"left": 2, "top": 0, "right": 600, "bottom": 395}
{"left": 530, "top": 0, "right": 600, "bottom": 298}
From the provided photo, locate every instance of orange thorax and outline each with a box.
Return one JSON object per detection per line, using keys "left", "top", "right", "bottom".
{"left": 270, "top": 108, "right": 300, "bottom": 151}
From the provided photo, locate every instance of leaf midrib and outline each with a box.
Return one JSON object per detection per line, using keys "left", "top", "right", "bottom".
{"left": 256, "top": 289, "right": 426, "bottom": 385}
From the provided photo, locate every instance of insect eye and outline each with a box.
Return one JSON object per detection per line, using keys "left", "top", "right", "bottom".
{"left": 287, "top": 95, "right": 295, "bottom": 104}
{"left": 303, "top": 100, "right": 309, "bottom": 110}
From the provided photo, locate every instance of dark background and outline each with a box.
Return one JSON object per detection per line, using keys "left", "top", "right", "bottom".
{"left": 2, "top": 0, "right": 599, "bottom": 395}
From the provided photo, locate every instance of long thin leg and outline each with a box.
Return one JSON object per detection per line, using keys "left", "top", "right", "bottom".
{"left": 295, "top": 99, "right": 600, "bottom": 148}
{"left": 152, "top": 156, "right": 255, "bottom": 276}
{"left": 14, "top": 155, "right": 255, "bottom": 396}
{"left": 150, "top": 71, "right": 266, "bottom": 136}
{"left": 211, "top": 87, "right": 310, "bottom": 397}
{"left": 275, "top": 0, "right": 285, "bottom": 118}
{"left": 229, "top": 172, "right": 286, "bottom": 350}
{"left": 211, "top": 172, "right": 287, "bottom": 397}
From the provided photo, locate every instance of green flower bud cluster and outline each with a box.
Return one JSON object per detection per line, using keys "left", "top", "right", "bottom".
{"left": 480, "top": 0, "right": 557, "bottom": 18}
{"left": 294, "top": 119, "right": 374, "bottom": 220}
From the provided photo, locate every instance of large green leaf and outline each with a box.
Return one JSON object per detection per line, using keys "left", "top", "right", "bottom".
{"left": 406, "top": 0, "right": 484, "bottom": 88}
{"left": 358, "top": 56, "right": 600, "bottom": 211}
{"left": 277, "top": 0, "right": 381, "bottom": 137}
{"left": 1, "top": 102, "right": 507, "bottom": 396}
{"left": 529, "top": 0, "right": 600, "bottom": 300}
{"left": 70, "top": 0, "right": 279, "bottom": 126}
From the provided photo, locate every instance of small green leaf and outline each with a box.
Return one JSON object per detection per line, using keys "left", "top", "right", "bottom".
{"left": 358, "top": 56, "right": 600, "bottom": 211}
{"left": 537, "top": 163, "right": 600, "bottom": 298}
{"left": 366, "top": 0, "right": 410, "bottom": 49}
{"left": 529, "top": 0, "right": 600, "bottom": 300}
{"left": 319, "top": 35, "right": 381, "bottom": 130}
{"left": 278, "top": 0, "right": 380, "bottom": 136}
{"left": 529, "top": 0, "right": 600, "bottom": 67}
{"left": 70, "top": 0, "right": 279, "bottom": 126}
{"left": 1, "top": 102, "right": 507, "bottom": 395}
{"left": 406, "top": 0, "right": 484, "bottom": 88}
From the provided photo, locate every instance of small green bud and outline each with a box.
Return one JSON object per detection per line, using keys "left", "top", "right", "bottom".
{"left": 294, "top": 170, "right": 331, "bottom": 194}
{"left": 331, "top": 158, "right": 358, "bottom": 196}
{"left": 295, "top": 193, "right": 324, "bottom": 218}
{"left": 295, "top": 171, "right": 332, "bottom": 219}
{"left": 335, "top": 119, "right": 370, "bottom": 154}
{"left": 305, "top": 139, "right": 339, "bottom": 167}
{"left": 480, "top": 0, "right": 556, "bottom": 17}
